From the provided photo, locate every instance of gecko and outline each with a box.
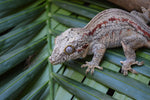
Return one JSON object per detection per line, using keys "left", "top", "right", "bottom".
{"left": 49, "top": 7, "right": 150, "bottom": 75}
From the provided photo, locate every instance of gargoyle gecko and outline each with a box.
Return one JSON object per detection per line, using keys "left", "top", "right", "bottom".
{"left": 49, "top": 7, "right": 150, "bottom": 75}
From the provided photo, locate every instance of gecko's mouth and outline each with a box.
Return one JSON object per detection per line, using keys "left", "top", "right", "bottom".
{"left": 49, "top": 56, "right": 58, "bottom": 65}
{"left": 50, "top": 61, "right": 57, "bottom": 65}
{"left": 49, "top": 56, "right": 66, "bottom": 65}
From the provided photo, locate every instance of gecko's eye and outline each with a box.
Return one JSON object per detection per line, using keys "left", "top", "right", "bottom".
{"left": 64, "top": 45, "right": 75, "bottom": 55}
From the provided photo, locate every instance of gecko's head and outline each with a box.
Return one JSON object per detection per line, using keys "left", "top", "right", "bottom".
{"left": 49, "top": 28, "right": 89, "bottom": 65}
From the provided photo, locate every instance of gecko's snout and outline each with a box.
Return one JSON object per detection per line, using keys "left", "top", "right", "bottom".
{"left": 49, "top": 56, "right": 56, "bottom": 65}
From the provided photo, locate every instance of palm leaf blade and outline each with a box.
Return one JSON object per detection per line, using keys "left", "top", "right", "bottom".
{"left": 80, "top": 0, "right": 116, "bottom": 9}
{"left": 64, "top": 61, "right": 150, "bottom": 100}
{"left": 53, "top": 14, "right": 88, "bottom": 28}
{"left": 0, "top": 46, "right": 48, "bottom": 100}
{"left": 0, "top": 36, "right": 47, "bottom": 75}
{"left": 0, "top": 20, "right": 46, "bottom": 52}
{"left": 53, "top": 72, "right": 115, "bottom": 100}
{"left": 0, "top": 0, "right": 36, "bottom": 12}
{"left": 105, "top": 50, "right": 150, "bottom": 77}
{"left": 53, "top": 0, "right": 99, "bottom": 18}
{"left": 21, "top": 82, "right": 48, "bottom": 100}
{"left": 0, "top": 4, "right": 45, "bottom": 33}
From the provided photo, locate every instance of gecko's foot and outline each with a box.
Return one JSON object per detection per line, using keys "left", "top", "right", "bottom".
{"left": 120, "top": 60, "right": 144, "bottom": 75}
{"left": 121, "top": 65, "right": 138, "bottom": 75}
{"left": 81, "top": 61, "right": 103, "bottom": 74}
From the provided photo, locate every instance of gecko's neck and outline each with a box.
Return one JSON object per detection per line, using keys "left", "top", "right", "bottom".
{"left": 76, "top": 27, "right": 91, "bottom": 43}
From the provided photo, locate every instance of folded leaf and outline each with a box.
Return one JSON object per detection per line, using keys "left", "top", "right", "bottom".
{"left": 0, "top": 0, "right": 35, "bottom": 12}
{"left": 0, "top": 20, "right": 46, "bottom": 52}
{"left": 80, "top": 0, "right": 117, "bottom": 9}
{"left": 53, "top": 0, "right": 99, "bottom": 18}
{"left": 21, "top": 82, "right": 48, "bottom": 100}
{"left": 53, "top": 72, "right": 115, "bottom": 100}
{"left": 39, "top": 86, "right": 50, "bottom": 100}
{"left": 0, "top": 33, "right": 38, "bottom": 56}
{"left": 21, "top": 63, "right": 50, "bottom": 100}
{"left": 53, "top": 14, "right": 88, "bottom": 28}
{"left": 0, "top": 36, "right": 47, "bottom": 75}
{"left": 0, "top": 46, "right": 48, "bottom": 100}
{"left": 0, "top": 4, "right": 45, "bottom": 33}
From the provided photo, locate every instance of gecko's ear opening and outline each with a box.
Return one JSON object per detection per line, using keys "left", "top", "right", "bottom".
{"left": 82, "top": 45, "right": 89, "bottom": 58}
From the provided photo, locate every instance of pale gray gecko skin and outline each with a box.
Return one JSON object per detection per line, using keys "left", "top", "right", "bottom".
{"left": 49, "top": 7, "right": 150, "bottom": 75}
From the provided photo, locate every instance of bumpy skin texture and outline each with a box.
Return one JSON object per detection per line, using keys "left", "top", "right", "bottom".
{"left": 49, "top": 7, "right": 150, "bottom": 75}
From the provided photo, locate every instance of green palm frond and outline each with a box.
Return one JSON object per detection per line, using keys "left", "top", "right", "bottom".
{"left": 0, "top": 0, "right": 149, "bottom": 100}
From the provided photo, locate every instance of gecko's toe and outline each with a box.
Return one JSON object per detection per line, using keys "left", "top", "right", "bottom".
{"left": 90, "top": 68, "right": 95, "bottom": 74}
{"left": 129, "top": 68, "right": 138, "bottom": 74}
{"left": 86, "top": 67, "right": 90, "bottom": 74}
{"left": 81, "top": 62, "right": 103, "bottom": 74}
{"left": 121, "top": 69, "right": 128, "bottom": 76}
{"left": 136, "top": 61, "right": 144, "bottom": 66}
{"left": 120, "top": 60, "right": 142, "bottom": 75}
{"left": 121, "top": 65, "right": 138, "bottom": 75}
{"left": 121, "top": 66, "right": 130, "bottom": 75}
{"left": 120, "top": 61, "right": 124, "bottom": 64}
{"left": 81, "top": 64, "right": 86, "bottom": 68}
{"left": 81, "top": 63, "right": 88, "bottom": 68}
{"left": 95, "top": 66, "right": 103, "bottom": 70}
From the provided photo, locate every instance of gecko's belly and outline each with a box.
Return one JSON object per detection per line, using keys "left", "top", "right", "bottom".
{"left": 95, "top": 30, "right": 123, "bottom": 48}
{"left": 103, "top": 38, "right": 122, "bottom": 48}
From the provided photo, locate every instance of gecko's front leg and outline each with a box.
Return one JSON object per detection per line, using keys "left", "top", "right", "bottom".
{"left": 81, "top": 43, "right": 106, "bottom": 74}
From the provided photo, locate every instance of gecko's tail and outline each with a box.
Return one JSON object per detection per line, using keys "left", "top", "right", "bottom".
{"left": 141, "top": 6, "right": 150, "bottom": 24}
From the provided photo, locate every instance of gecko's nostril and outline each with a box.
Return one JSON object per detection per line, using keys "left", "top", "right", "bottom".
{"left": 49, "top": 56, "right": 58, "bottom": 65}
{"left": 49, "top": 56, "right": 54, "bottom": 64}
{"left": 49, "top": 56, "right": 52, "bottom": 61}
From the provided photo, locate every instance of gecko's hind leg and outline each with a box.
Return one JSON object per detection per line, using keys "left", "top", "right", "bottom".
{"left": 120, "top": 35, "right": 146, "bottom": 75}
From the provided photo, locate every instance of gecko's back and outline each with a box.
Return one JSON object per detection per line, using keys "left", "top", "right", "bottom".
{"left": 84, "top": 8, "right": 150, "bottom": 40}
